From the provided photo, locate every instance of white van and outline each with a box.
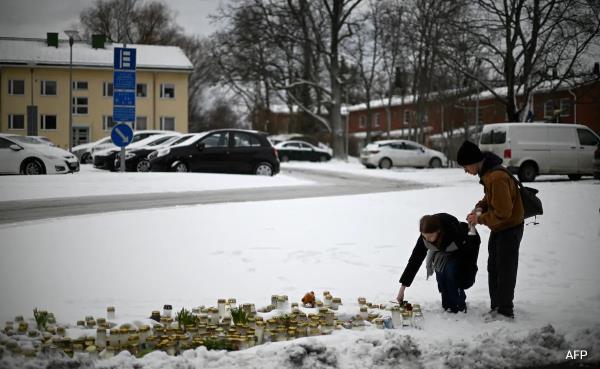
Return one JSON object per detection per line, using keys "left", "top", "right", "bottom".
{"left": 479, "top": 123, "right": 600, "bottom": 182}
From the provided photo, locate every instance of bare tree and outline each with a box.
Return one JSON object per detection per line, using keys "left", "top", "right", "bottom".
{"left": 444, "top": 0, "right": 600, "bottom": 121}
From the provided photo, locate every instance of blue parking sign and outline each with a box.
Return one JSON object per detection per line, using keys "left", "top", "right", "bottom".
{"left": 111, "top": 123, "right": 134, "bottom": 147}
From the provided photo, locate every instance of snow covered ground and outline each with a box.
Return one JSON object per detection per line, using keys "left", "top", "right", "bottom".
{"left": 0, "top": 165, "right": 314, "bottom": 201}
{"left": 1, "top": 161, "right": 599, "bottom": 368}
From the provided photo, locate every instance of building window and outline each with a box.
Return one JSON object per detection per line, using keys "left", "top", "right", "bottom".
{"left": 8, "top": 80, "right": 25, "bottom": 95}
{"left": 8, "top": 114, "right": 25, "bottom": 130}
{"left": 359, "top": 115, "right": 366, "bottom": 128}
{"left": 404, "top": 110, "right": 412, "bottom": 125}
{"left": 160, "top": 84, "right": 175, "bottom": 99}
{"left": 72, "top": 81, "right": 88, "bottom": 90}
{"left": 41, "top": 81, "right": 57, "bottom": 96}
{"left": 544, "top": 100, "right": 555, "bottom": 118}
{"left": 41, "top": 115, "right": 57, "bottom": 130}
{"left": 72, "top": 97, "right": 89, "bottom": 115}
{"left": 160, "top": 116, "right": 175, "bottom": 130}
{"left": 137, "top": 83, "right": 147, "bottom": 98}
{"left": 373, "top": 113, "right": 380, "bottom": 128}
{"left": 102, "top": 116, "right": 115, "bottom": 131}
{"left": 560, "top": 98, "right": 571, "bottom": 117}
{"left": 103, "top": 82, "right": 113, "bottom": 97}
{"left": 136, "top": 116, "right": 147, "bottom": 130}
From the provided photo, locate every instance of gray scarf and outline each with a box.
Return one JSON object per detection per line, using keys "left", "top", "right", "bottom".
{"left": 424, "top": 239, "right": 458, "bottom": 280}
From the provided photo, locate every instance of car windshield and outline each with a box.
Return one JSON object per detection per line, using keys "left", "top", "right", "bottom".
{"left": 11, "top": 136, "right": 42, "bottom": 145}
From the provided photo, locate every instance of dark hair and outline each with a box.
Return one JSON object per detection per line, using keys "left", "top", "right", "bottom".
{"left": 420, "top": 215, "right": 441, "bottom": 233}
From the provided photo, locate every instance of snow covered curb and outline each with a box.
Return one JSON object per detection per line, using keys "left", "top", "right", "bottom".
{"left": 2, "top": 324, "right": 599, "bottom": 369}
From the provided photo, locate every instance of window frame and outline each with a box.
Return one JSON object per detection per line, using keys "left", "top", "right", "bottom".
{"left": 103, "top": 82, "right": 113, "bottom": 97}
{"left": 102, "top": 115, "right": 115, "bottom": 131}
{"left": 358, "top": 115, "right": 366, "bottom": 129}
{"left": 559, "top": 98, "right": 571, "bottom": 117}
{"left": 160, "top": 83, "right": 175, "bottom": 99}
{"left": 403, "top": 110, "right": 412, "bottom": 125}
{"left": 372, "top": 112, "right": 380, "bottom": 128}
{"left": 72, "top": 96, "right": 89, "bottom": 115}
{"left": 136, "top": 83, "right": 147, "bottom": 98}
{"left": 40, "top": 114, "right": 57, "bottom": 130}
{"left": 8, "top": 80, "right": 25, "bottom": 95}
{"left": 40, "top": 80, "right": 57, "bottom": 96}
{"left": 72, "top": 81, "right": 88, "bottom": 91}
{"left": 543, "top": 100, "right": 555, "bottom": 118}
{"left": 135, "top": 116, "right": 148, "bottom": 130}
{"left": 160, "top": 116, "right": 176, "bottom": 131}
{"left": 8, "top": 114, "right": 25, "bottom": 130}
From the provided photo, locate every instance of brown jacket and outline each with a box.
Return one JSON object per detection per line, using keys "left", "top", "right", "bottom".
{"left": 476, "top": 160, "right": 524, "bottom": 232}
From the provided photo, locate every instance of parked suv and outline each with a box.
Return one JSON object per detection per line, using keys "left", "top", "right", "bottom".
{"left": 360, "top": 139, "right": 447, "bottom": 169}
{"left": 149, "top": 129, "right": 280, "bottom": 176}
{"left": 479, "top": 123, "right": 600, "bottom": 181}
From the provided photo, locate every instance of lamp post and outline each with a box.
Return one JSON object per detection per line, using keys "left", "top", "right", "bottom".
{"left": 64, "top": 30, "right": 79, "bottom": 151}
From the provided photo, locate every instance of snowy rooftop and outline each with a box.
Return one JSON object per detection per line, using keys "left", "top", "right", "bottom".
{"left": 0, "top": 37, "right": 193, "bottom": 71}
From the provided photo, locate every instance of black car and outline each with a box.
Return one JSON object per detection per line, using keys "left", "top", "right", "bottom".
{"left": 274, "top": 140, "right": 332, "bottom": 162}
{"left": 115, "top": 134, "right": 191, "bottom": 172}
{"left": 149, "top": 129, "right": 280, "bottom": 176}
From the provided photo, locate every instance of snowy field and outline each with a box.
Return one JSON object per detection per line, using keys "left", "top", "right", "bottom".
{"left": 0, "top": 165, "right": 314, "bottom": 201}
{"left": 1, "top": 161, "right": 599, "bottom": 368}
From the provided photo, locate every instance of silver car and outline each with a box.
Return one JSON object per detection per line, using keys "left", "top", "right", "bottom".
{"left": 360, "top": 140, "right": 447, "bottom": 169}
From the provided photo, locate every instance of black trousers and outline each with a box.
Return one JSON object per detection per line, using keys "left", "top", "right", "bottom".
{"left": 488, "top": 223, "right": 524, "bottom": 315}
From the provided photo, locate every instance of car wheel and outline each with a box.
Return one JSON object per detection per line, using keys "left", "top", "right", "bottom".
{"left": 281, "top": 155, "right": 290, "bottom": 162}
{"left": 319, "top": 155, "right": 329, "bottom": 162}
{"left": 429, "top": 157, "right": 442, "bottom": 168}
{"left": 379, "top": 158, "right": 392, "bottom": 169}
{"left": 568, "top": 174, "right": 582, "bottom": 181}
{"left": 174, "top": 162, "right": 189, "bottom": 173}
{"left": 255, "top": 162, "right": 273, "bottom": 176}
{"left": 136, "top": 159, "right": 151, "bottom": 172}
{"left": 81, "top": 153, "right": 93, "bottom": 164}
{"left": 518, "top": 162, "right": 537, "bottom": 182}
{"left": 22, "top": 159, "right": 45, "bottom": 175}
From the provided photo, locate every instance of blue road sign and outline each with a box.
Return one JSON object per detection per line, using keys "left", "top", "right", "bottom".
{"left": 111, "top": 123, "right": 134, "bottom": 148}
{"left": 114, "top": 91, "right": 136, "bottom": 106}
{"left": 113, "top": 71, "right": 136, "bottom": 90}
{"left": 114, "top": 48, "right": 136, "bottom": 70}
{"left": 113, "top": 106, "right": 136, "bottom": 122}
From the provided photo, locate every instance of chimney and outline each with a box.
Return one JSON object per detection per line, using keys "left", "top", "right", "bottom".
{"left": 47, "top": 32, "right": 58, "bottom": 48}
{"left": 91, "top": 34, "right": 106, "bottom": 49}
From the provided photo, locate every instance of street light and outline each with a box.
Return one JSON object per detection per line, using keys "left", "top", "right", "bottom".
{"left": 64, "top": 30, "right": 79, "bottom": 152}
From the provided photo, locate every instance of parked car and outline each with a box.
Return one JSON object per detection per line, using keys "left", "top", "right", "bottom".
{"left": 0, "top": 134, "right": 79, "bottom": 175}
{"left": 94, "top": 132, "right": 180, "bottom": 171}
{"left": 479, "top": 123, "right": 600, "bottom": 182}
{"left": 274, "top": 140, "right": 332, "bottom": 162}
{"left": 71, "top": 137, "right": 112, "bottom": 164}
{"left": 360, "top": 140, "right": 447, "bottom": 169}
{"left": 149, "top": 129, "right": 280, "bottom": 176}
{"left": 114, "top": 133, "right": 189, "bottom": 172}
{"left": 28, "top": 136, "right": 57, "bottom": 147}
{"left": 593, "top": 144, "right": 600, "bottom": 180}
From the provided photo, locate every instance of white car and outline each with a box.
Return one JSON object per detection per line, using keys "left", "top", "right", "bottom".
{"left": 360, "top": 139, "right": 447, "bottom": 169}
{"left": 28, "top": 136, "right": 58, "bottom": 147}
{"left": 0, "top": 134, "right": 79, "bottom": 175}
{"left": 71, "top": 137, "right": 112, "bottom": 164}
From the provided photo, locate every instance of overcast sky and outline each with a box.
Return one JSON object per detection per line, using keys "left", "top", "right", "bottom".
{"left": 0, "top": 0, "right": 226, "bottom": 39}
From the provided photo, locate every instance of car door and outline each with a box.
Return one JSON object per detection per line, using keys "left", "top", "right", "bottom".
{"left": 230, "top": 132, "right": 263, "bottom": 173}
{"left": 548, "top": 126, "right": 578, "bottom": 173}
{"left": 282, "top": 142, "right": 301, "bottom": 160}
{"left": 299, "top": 143, "right": 315, "bottom": 161}
{"left": 192, "top": 131, "right": 231, "bottom": 172}
{"left": 386, "top": 143, "right": 404, "bottom": 166}
{"left": 0, "top": 137, "right": 24, "bottom": 174}
{"left": 576, "top": 128, "right": 600, "bottom": 174}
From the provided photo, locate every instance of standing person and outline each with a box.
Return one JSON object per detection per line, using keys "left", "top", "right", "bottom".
{"left": 397, "top": 213, "right": 480, "bottom": 313}
{"left": 456, "top": 140, "right": 524, "bottom": 320}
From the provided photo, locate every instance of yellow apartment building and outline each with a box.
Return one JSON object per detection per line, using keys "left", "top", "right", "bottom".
{"left": 0, "top": 35, "right": 193, "bottom": 149}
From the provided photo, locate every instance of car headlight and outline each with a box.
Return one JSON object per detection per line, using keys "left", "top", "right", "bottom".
{"left": 43, "top": 154, "right": 59, "bottom": 159}
{"left": 156, "top": 148, "right": 170, "bottom": 158}
{"left": 148, "top": 151, "right": 158, "bottom": 160}
{"left": 125, "top": 152, "right": 136, "bottom": 160}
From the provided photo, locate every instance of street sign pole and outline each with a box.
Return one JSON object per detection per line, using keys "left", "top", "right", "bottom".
{"left": 113, "top": 46, "right": 137, "bottom": 172}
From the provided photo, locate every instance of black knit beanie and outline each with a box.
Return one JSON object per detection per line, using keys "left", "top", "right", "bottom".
{"left": 457, "top": 140, "right": 484, "bottom": 166}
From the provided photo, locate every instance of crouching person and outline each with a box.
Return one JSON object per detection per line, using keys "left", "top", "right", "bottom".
{"left": 396, "top": 213, "right": 480, "bottom": 313}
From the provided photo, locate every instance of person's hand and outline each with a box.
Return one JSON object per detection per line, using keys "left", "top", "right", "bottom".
{"left": 467, "top": 212, "right": 478, "bottom": 226}
{"left": 396, "top": 285, "right": 406, "bottom": 304}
